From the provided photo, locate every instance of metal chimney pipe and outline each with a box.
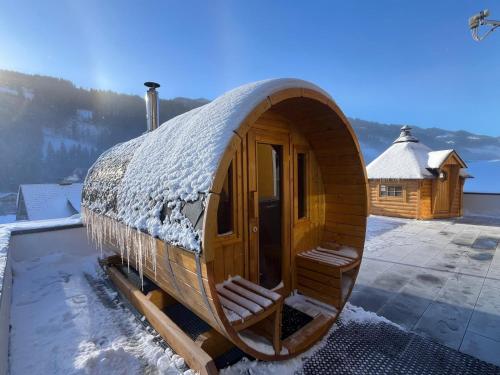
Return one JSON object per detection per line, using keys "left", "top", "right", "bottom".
{"left": 144, "top": 81, "right": 160, "bottom": 132}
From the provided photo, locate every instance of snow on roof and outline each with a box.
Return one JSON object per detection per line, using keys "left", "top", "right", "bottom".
{"left": 19, "top": 183, "right": 83, "bottom": 221}
{"left": 367, "top": 127, "right": 469, "bottom": 180}
{"left": 84, "top": 78, "right": 330, "bottom": 252}
{"left": 1, "top": 215, "right": 82, "bottom": 233}
{"left": 427, "top": 150, "right": 454, "bottom": 169}
{"left": 367, "top": 141, "right": 436, "bottom": 179}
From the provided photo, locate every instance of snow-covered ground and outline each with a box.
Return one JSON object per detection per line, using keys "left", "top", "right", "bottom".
{"left": 9, "top": 250, "right": 193, "bottom": 375}
{"left": 8, "top": 243, "right": 394, "bottom": 375}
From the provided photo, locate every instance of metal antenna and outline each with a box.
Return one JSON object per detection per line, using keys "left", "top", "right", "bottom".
{"left": 469, "top": 9, "right": 500, "bottom": 41}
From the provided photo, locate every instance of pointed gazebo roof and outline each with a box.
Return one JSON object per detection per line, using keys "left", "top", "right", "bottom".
{"left": 367, "top": 126, "right": 468, "bottom": 179}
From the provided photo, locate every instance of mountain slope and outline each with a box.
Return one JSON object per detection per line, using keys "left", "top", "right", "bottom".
{"left": 350, "top": 118, "right": 500, "bottom": 163}
{"left": 0, "top": 70, "right": 208, "bottom": 191}
{"left": 0, "top": 69, "right": 498, "bottom": 192}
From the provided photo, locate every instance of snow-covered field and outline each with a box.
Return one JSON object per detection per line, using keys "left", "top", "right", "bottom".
{"left": 9, "top": 251, "right": 193, "bottom": 375}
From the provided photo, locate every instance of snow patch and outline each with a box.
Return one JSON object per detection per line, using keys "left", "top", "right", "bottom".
{"left": 427, "top": 149, "right": 453, "bottom": 169}
{"left": 22, "top": 87, "right": 34, "bottom": 100}
{"left": 77, "top": 109, "right": 93, "bottom": 121}
{"left": 0, "top": 227, "right": 10, "bottom": 295}
{"left": 9, "top": 248, "right": 188, "bottom": 374}
{"left": 1, "top": 214, "right": 82, "bottom": 233}
{"left": 340, "top": 303, "right": 400, "bottom": 327}
{"left": 0, "top": 85, "right": 17, "bottom": 96}
{"left": 367, "top": 141, "right": 435, "bottom": 179}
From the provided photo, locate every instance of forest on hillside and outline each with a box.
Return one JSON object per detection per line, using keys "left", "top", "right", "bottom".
{"left": 0, "top": 70, "right": 207, "bottom": 191}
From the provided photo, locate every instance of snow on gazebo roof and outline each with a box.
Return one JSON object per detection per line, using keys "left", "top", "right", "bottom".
{"left": 367, "top": 126, "right": 468, "bottom": 180}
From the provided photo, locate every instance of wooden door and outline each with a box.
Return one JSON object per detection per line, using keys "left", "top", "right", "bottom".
{"left": 247, "top": 128, "right": 291, "bottom": 295}
{"left": 433, "top": 166, "right": 451, "bottom": 215}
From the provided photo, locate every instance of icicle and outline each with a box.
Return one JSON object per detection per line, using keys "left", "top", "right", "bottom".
{"left": 83, "top": 209, "right": 159, "bottom": 289}
{"left": 137, "top": 229, "right": 144, "bottom": 290}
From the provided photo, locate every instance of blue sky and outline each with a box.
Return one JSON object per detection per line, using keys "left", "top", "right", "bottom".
{"left": 1, "top": 1, "right": 499, "bottom": 136}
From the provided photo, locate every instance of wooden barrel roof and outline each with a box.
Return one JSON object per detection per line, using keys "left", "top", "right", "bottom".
{"left": 82, "top": 78, "right": 338, "bottom": 253}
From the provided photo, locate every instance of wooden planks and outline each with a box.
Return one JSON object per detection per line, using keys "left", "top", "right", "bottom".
{"left": 282, "top": 313, "right": 334, "bottom": 354}
{"left": 296, "top": 245, "right": 360, "bottom": 308}
{"left": 368, "top": 180, "right": 420, "bottom": 219}
{"left": 216, "top": 276, "right": 283, "bottom": 353}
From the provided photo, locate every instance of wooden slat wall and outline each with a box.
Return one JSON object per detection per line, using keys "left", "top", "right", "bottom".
{"left": 296, "top": 109, "right": 367, "bottom": 251}
{"left": 212, "top": 141, "right": 246, "bottom": 284}
{"left": 450, "top": 178, "right": 463, "bottom": 216}
{"left": 99, "top": 219, "right": 220, "bottom": 329}
{"left": 368, "top": 180, "right": 419, "bottom": 219}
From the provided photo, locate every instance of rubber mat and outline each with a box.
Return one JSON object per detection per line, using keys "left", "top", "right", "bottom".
{"left": 298, "top": 320, "right": 500, "bottom": 375}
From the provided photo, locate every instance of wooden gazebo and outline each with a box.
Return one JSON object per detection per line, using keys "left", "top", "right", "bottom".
{"left": 367, "top": 126, "right": 471, "bottom": 219}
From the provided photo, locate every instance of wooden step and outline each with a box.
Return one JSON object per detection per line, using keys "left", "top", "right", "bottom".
{"left": 282, "top": 313, "right": 335, "bottom": 354}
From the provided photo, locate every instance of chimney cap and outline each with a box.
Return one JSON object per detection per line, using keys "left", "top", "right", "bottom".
{"left": 393, "top": 125, "right": 419, "bottom": 144}
{"left": 144, "top": 81, "right": 160, "bottom": 89}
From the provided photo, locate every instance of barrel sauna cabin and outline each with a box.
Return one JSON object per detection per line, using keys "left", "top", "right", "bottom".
{"left": 82, "top": 78, "right": 368, "bottom": 361}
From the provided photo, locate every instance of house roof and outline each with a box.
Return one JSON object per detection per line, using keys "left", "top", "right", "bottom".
{"left": 367, "top": 127, "right": 469, "bottom": 180}
{"left": 18, "top": 183, "right": 83, "bottom": 221}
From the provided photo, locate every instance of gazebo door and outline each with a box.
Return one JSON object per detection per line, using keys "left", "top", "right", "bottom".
{"left": 433, "top": 164, "right": 457, "bottom": 215}
{"left": 247, "top": 128, "right": 291, "bottom": 295}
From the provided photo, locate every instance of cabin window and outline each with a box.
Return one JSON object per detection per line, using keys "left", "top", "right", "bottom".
{"left": 217, "top": 163, "right": 233, "bottom": 235}
{"left": 297, "top": 152, "right": 307, "bottom": 219}
{"left": 380, "top": 184, "right": 403, "bottom": 197}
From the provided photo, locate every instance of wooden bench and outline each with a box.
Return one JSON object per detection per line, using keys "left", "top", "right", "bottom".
{"left": 296, "top": 243, "right": 360, "bottom": 308}
{"left": 216, "top": 276, "right": 283, "bottom": 353}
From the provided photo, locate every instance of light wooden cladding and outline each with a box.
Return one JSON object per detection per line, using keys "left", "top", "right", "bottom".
{"left": 95, "top": 87, "right": 368, "bottom": 361}
{"left": 368, "top": 154, "right": 465, "bottom": 219}
{"left": 272, "top": 98, "right": 368, "bottom": 252}
{"left": 296, "top": 246, "right": 359, "bottom": 307}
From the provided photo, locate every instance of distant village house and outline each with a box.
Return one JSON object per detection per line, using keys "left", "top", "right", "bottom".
{"left": 16, "top": 183, "right": 83, "bottom": 221}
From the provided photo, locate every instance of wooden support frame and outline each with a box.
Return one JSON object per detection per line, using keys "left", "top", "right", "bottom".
{"left": 104, "top": 263, "right": 221, "bottom": 375}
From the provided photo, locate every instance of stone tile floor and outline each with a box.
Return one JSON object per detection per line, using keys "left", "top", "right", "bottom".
{"left": 350, "top": 215, "right": 500, "bottom": 366}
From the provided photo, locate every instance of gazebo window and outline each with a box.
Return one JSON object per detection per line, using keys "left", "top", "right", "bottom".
{"left": 217, "top": 163, "right": 234, "bottom": 235}
{"left": 380, "top": 184, "right": 403, "bottom": 197}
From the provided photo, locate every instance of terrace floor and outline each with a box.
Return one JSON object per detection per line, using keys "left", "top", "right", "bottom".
{"left": 350, "top": 215, "right": 500, "bottom": 366}
{"left": 7, "top": 215, "right": 500, "bottom": 374}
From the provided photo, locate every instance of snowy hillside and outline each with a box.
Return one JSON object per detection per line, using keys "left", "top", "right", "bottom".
{"left": 351, "top": 118, "right": 500, "bottom": 163}
{"left": 1, "top": 69, "right": 499, "bottom": 193}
